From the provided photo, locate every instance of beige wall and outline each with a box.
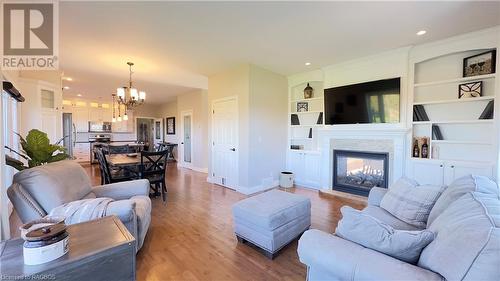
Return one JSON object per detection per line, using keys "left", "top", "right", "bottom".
{"left": 132, "top": 103, "right": 163, "bottom": 118}
{"left": 177, "top": 89, "right": 209, "bottom": 171}
{"left": 160, "top": 100, "right": 178, "bottom": 143}
{"left": 208, "top": 65, "right": 251, "bottom": 187}
{"left": 208, "top": 64, "right": 287, "bottom": 192}
{"left": 248, "top": 65, "right": 288, "bottom": 188}
{"left": 158, "top": 90, "right": 209, "bottom": 171}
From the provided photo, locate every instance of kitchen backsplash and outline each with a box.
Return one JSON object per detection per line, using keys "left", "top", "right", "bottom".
{"left": 76, "top": 132, "right": 136, "bottom": 142}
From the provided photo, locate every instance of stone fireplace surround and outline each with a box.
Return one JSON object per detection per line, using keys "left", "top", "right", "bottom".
{"left": 317, "top": 127, "right": 407, "bottom": 190}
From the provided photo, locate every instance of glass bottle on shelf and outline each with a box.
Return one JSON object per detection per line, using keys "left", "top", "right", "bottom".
{"left": 421, "top": 138, "right": 429, "bottom": 158}
{"left": 413, "top": 139, "right": 420, "bottom": 158}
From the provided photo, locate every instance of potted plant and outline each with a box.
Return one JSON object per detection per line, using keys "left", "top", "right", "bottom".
{"left": 4, "top": 129, "right": 69, "bottom": 171}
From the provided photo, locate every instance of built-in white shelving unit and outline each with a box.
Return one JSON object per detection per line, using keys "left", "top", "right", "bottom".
{"left": 289, "top": 81, "right": 324, "bottom": 152}
{"left": 408, "top": 46, "right": 498, "bottom": 185}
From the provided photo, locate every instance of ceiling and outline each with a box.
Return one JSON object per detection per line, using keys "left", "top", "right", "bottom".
{"left": 59, "top": 1, "right": 500, "bottom": 103}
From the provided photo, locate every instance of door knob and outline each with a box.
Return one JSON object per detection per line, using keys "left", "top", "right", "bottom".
{"left": 230, "top": 148, "right": 236, "bottom": 151}
{"left": 181, "top": 142, "right": 184, "bottom": 144}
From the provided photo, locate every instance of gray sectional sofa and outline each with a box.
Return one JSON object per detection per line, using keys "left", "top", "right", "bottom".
{"left": 7, "top": 160, "right": 151, "bottom": 250}
{"left": 298, "top": 175, "right": 500, "bottom": 281}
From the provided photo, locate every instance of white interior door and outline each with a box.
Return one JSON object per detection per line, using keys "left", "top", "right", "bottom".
{"left": 212, "top": 97, "right": 238, "bottom": 189}
{"left": 180, "top": 110, "right": 193, "bottom": 169}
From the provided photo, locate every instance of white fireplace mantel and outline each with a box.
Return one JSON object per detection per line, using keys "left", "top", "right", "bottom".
{"left": 317, "top": 126, "right": 409, "bottom": 189}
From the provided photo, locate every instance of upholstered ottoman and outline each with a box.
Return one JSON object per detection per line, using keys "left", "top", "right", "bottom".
{"left": 232, "top": 189, "right": 311, "bottom": 259}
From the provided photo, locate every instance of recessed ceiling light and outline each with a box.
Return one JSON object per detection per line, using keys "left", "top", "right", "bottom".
{"left": 63, "top": 77, "right": 73, "bottom": 81}
{"left": 77, "top": 94, "right": 82, "bottom": 97}
{"left": 63, "top": 86, "right": 70, "bottom": 90}
{"left": 305, "top": 62, "right": 311, "bottom": 66}
{"left": 416, "top": 30, "right": 427, "bottom": 36}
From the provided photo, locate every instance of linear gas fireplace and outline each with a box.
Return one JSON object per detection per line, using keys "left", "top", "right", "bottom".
{"left": 333, "top": 150, "right": 388, "bottom": 196}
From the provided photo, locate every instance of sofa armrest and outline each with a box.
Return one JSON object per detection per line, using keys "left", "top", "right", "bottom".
{"left": 298, "top": 229, "right": 444, "bottom": 281}
{"left": 367, "top": 187, "right": 388, "bottom": 206}
{"left": 92, "top": 179, "right": 149, "bottom": 200}
{"left": 105, "top": 200, "right": 136, "bottom": 223}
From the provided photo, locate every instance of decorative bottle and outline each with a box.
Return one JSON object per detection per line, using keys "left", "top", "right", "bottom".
{"left": 413, "top": 139, "right": 420, "bottom": 158}
{"left": 421, "top": 138, "right": 429, "bottom": 158}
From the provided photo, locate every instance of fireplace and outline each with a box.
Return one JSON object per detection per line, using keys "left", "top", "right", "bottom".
{"left": 333, "top": 150, "right": 388, "bottom": 196}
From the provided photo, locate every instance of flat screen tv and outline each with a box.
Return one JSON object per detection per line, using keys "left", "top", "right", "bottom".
{"left": 324, "top": 78, "right": 400, "bottom": 125}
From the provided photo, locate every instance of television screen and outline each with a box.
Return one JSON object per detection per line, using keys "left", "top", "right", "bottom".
{"left": 324, "top": 78, "right": 400, "bottom": 125}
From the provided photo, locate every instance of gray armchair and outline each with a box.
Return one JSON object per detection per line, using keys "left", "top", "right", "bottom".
{"left": 7, "top": 160, "right": 151, "bottom": 250}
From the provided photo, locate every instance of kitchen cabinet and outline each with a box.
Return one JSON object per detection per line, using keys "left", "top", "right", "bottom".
{"left": 88, "top": 107, "right": 112, "bottom": 123}
{"left": 112, "top": 110, "right": 134, "bottom": 133}
{"left": 74, "top": 142, "right": 90, "bottom": 163}
{"left": 410, "top": 159, "right": 493, "bottom": 185}
{"left": 288, "top": 151, "right": 321, "bottom": 189}
{"left": 73, "top": 107, "right": 89, "bottom": 132}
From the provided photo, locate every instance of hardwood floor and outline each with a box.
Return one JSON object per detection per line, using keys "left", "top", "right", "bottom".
{"left": 13, "top": 163, "right": 366, "bottom": 281}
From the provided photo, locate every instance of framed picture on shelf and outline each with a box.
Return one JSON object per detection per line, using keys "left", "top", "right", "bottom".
{"left": 458, "top": 81, "right": 482, "bottom": 99}
{"left": 463, "top": 50, "right": 496, "bottom": 77}
{"left": 297, "top": 102, "right": 308, "bottom": 112}
{"left": 166, "top": 117, "right": 175, "bottom": 135}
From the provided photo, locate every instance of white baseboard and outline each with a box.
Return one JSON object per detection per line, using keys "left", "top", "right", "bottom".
{"left": 191, "top": 166, "right": 208, "bottom": 173}
{"left": 236, "top": 180, "right": 279, "bottom": 195}
{"left": 177, "top": 164, "right": 208, "bottom": 174}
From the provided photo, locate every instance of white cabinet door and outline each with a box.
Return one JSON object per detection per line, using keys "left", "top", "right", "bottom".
{"left": 289, "top": 152, "right": 304, "bottom": 183}
{"left": 444, "top": 161, "right": 494, "bottom": 185}
{"left": 288, "top": 151, "right": 321, "bottom": 188}
{"left": 41, "top": 109, "right": 59, "bottom": 143}
{"left": 88, "top": 108, "right": 103, "bottom": 122}
{"left": 73, "top": 107, "right": 89, "bottom": 132}
{"left": 411, "top": 160, "right": 444, "bottom": 185}
{"left": 74, "top": 143, "right": 90, "bottom": 163}
{"left": 303, "top": 153, "right": 321, "bottom": 188}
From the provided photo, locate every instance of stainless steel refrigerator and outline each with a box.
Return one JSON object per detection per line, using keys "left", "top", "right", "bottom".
{"left": 62, "top": 113, "right": 75, "bottom": 157}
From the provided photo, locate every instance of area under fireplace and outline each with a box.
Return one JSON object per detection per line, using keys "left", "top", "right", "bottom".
{"left": 333, "top": 150, "right": 389, "bottom": 196}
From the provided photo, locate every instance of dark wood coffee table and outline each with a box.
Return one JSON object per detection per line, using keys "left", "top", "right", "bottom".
{"left": 0, "top": 216, "right": 136, "bottom": 281}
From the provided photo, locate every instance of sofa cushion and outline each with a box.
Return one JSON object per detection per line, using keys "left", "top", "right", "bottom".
{"left": 232, "top": 189, "right": 311, "bottom": 230}
{"left": 362, "top": 205, "right": 421, "bottom": 231}
{"left": 380, "top": 177, "right": 444, "bottom": 228}
{"left": 427, "top": 175, "right": 499, "bottom": 226}
{"left": 336, "top": 206, "right": 435, "bottom": 264}
{"left": 418, "top": 192, "right": 500, "bottom": 281}
{"left": 13, "top": 160, "right": 92, "bottom": 213}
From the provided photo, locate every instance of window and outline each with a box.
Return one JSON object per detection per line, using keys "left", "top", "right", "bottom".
{"left": 2, "top": 90, "right": 19, "bottom": 224}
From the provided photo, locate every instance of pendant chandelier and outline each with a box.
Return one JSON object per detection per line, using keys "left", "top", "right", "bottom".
{"left": 112, "top": 62, "right": 146, "bottom": 122}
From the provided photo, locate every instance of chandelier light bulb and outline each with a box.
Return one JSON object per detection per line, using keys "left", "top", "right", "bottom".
{"left": 139, "top": 91, "right": 146, "bottom": 100}
{"left": 117, "top": 88, "right": 125, "bottom": 99}
{"left": 130, "top": 88, "right": 138, "bottom": 100}
{"left": 112, "top": 117, "right": 116, "bottom": 123}
{"left": 123, "top": 113, "right": 129, "bottom": 121}
{"left": 117, "top": 116, "right": 122, "bottom": 122}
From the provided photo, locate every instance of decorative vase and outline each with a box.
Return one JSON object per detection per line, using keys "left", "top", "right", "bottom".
{"left": 303, "top": 83, "right": 314, "bottom": 99}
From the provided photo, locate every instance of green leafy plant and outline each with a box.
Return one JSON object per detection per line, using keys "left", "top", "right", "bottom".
{"left": 4, "top": 129, "right": 69, "bottom": 171}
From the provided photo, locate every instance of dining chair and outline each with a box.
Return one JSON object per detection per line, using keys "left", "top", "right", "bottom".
{"left": 95, "top": 148, "right": 136, "bottom": 184}
{"left": 108, "top": 144, "right": 130, "bottom": 154}
{"left": 140, "top": 150, "right": 168, "bottom": 202}
{"left": 155, "top": 143, "right": 167, "bottom": 152}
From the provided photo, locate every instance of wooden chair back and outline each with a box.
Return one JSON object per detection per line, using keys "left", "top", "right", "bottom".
{"left": 140, "top": 150, "right": 168, "bottom": 183}
{"left": 95, "top": 148, "right": 112, "bottom": 184}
